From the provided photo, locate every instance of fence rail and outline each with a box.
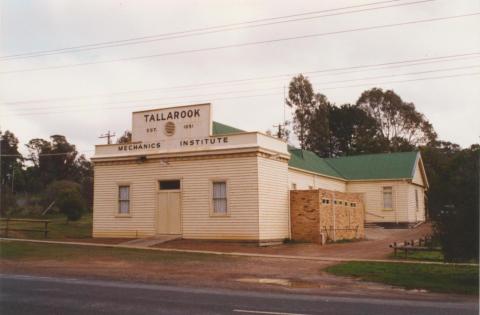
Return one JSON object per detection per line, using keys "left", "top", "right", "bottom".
{"left": 0, "top": 218, "right": 51, "bottom": 238}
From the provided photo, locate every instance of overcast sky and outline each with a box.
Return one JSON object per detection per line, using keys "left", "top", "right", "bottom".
{"left": 1, "top": 0, "right": 479, "bottom": 157}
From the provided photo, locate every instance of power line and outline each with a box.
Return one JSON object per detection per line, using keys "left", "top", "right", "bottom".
{"left": 4, "top": 51, "right": 479, "bottom": 106}
{"left": 2, "top": 92, "right": 284, "bottom": 117}
{"left": 320, "top": 71, "right": 480, "bottom": 90}
{"left": 5, "top": 63, "right": 479, "bottom": 114}
{"left": 2, "top": 71, "right": 479, "bottom": 117}
{"left": 0, "top": 0, "right": 432, "bottom": 61}
{"left": 2, "top": 12, "right": 478, "bottom": 75}
{"left": 314, "top": 64, "right": 480, "bottom": 85}
{"left": 5, "top": 86, "right": 285, "bottom": 113}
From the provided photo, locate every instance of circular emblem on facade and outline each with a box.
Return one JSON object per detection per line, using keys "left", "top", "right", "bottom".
{"left": 164, "top": 121, "right": 176, "bottom": 136}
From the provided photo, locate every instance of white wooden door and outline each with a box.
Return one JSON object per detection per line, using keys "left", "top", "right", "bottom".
{"left": 157, "top": 192, "right": 181, "bottom": 234}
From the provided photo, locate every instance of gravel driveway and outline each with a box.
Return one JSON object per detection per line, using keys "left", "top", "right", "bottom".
{"left": 155, "top": 223, "right": 433, "bottom": 260}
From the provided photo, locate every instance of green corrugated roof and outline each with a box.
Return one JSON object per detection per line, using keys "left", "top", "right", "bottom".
{"left": 324, "top": 151, "right": 419, "bottom": 180}
{"left": 211, "top": 121, "right": 418, "bottom": 181}
{"left": 212, "top": 121, "right": 244, "bottom": 135}
{"left": 288, "top": 148, "right": 344, "bottom": 179}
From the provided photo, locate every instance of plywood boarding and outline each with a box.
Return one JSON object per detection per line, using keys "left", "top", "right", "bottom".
{"left": 93, "top": 155, "right": 260, "bottom": 239}
{"left": 290, "top": 189, "right": 364, "bottom": 243}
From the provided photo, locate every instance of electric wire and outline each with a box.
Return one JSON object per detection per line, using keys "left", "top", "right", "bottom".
{"left": 4, "top": 51, "right": 479, "bottom": 106}
{"left": 2, "top": 71, "right": 478, "bottom": 117}
{"left": 1, "top": 12, "right": 477, "bottom": 75}
{"left": 0, "top": 0, "right": 432, "bottom": 61}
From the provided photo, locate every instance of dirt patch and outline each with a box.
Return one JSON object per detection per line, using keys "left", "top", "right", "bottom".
{"left": 1, "top": 253, "right": 468, "bottom": 302}
{"left": 155, "top": 224, "right": 433, "bottom": 260}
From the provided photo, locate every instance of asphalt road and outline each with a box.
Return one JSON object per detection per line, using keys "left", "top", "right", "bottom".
{"left": 0, "top": 274, "right": 477, "bottom": 315}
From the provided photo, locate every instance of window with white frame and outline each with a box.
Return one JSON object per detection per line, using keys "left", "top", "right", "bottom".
{"left": 212, "top": 181, "right": 227, "bottom": 214}
{"left": 118, "top": 185, "right": 130, "bottom": 214}
{"left": 383, "top": 186, "right": 393, "bottom": 210}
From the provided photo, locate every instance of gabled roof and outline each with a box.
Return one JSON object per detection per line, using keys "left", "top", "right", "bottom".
{"left": 324, "top": 151, "right": 419, "bottom": 180}
{"left": 288, "top": 148, "right": 343, "bottom": 179}
{"left": 212, "top": 121, "right": 245, "bottom": 135}
{"left": 211, "top": 122, "right": 423, "bottom": 183}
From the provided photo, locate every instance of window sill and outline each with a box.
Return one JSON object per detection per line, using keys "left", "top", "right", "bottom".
{"left": 115, "top": 214, "right": 132, "bottom": 218}
{"left": 382, "top": 208, "right": 393, "bottom": 211}
{"left": 209, "top": 213, "right": 230, "bottom": 217}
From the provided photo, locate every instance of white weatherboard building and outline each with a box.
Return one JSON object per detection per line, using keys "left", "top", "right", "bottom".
{"left": 92, "top": 103, "right": 428, "bottom": 243}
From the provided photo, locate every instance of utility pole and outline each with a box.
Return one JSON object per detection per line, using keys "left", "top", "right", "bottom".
{"left": 99, "top": 131, "right": 116, "bottom": 144}
{"left": 272, "top": 123, "right": 284, "bottom": 140}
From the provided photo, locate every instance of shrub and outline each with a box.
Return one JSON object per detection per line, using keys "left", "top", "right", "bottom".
{"left": 56, "top": 190, "right": 85, "bottom": 222}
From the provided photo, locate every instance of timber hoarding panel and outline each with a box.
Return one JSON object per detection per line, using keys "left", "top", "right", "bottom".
{"left": 290, "top": 189, "right": 365, "bottom": 243}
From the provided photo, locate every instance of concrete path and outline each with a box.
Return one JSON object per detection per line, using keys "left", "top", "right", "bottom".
{"left": 1, "top": 237, "right": 477, "bottom": 266}
{"left": 120, "top": 235, "right": 181, "bottom": 247}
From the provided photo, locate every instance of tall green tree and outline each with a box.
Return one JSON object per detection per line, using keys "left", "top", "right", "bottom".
{"left": 0, "top": 130, "right": 22, "bottom": 186}
{"left": 286, "top": 75, "right": 316, "bottom": 149}
{"left": 26, "top": 135, "right": 78, "bottom": 187}
{"left": 0, "top": 130, "right": 23, "bottom": 215}
{"left": 356, "top": 88, "right": 437, "bottom": 151}
{"left": 328, "top": 104, "right": 385, "bottom": 156}
{"left": 304, "top": 94, "right": 331, "bottom": 157}
{"left": 421, "top": 143, "right": 479, "bottom": 261}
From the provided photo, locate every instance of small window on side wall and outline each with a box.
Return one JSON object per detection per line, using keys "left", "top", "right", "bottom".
{"left": 118, "top": 185, "right": 130, "bottom": 214}
{"left": 415, "top": 189, "right": 419, "bottom": 211}
{"left": 212, "top": 181, "right": 227, "bottom": 215}
{"left": 383, "top": 186, "right": 393, "bottom": 210}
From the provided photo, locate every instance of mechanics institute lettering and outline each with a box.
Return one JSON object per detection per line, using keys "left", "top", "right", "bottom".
{"left": 179, "top": 137, "right": 228, "bottom": 147}
{"left": 117, "top": 137, "right": 229, "bottom": 152}
{"left": 118, "top": 143, "right": 162, "bottom": 152}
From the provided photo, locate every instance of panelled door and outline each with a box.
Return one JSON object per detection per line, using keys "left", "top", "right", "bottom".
{"left": 157, "top": 180, "right": 181, "bottom": 235}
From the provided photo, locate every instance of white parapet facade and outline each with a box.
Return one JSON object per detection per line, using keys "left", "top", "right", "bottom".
{"left": 92, "top": 103, "right": 291, "bottom": 242}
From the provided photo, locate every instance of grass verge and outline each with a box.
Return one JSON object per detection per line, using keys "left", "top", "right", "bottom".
{"left": 326, "top": 261, "right": 479, "bottom": 295}
{"left": 390, "top": 250, "right": 444, "bottom": 262}
{"left": 0, "top": 240, "right": 231, "bottom": 263}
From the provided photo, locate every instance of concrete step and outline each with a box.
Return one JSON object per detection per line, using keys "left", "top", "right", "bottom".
{"left": 120, "top": 235, "right": 181, "bottom": 247}
{"left": 364, "top": 223, "right": 385, "bottom": 229}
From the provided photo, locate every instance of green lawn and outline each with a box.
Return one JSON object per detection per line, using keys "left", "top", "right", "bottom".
{"left": 0, "top": 240, "right": 230, "bottom": 263}
{"left": 0, "top": 214, "right": 92, "bottom": 239}
{"left": 390, "top": 250, "right": 444, "bottom": 262}
{"left": 326, "top": 261, "right": 479, "bottom": 295}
